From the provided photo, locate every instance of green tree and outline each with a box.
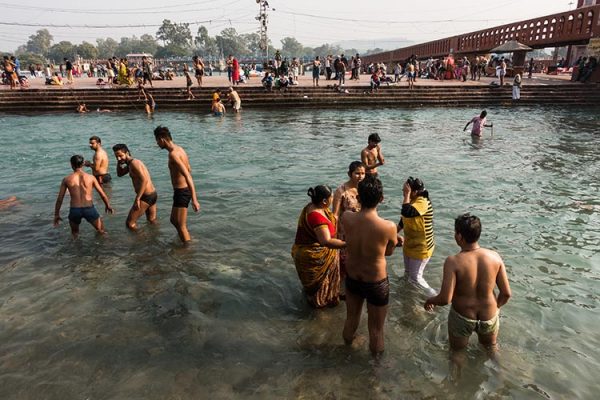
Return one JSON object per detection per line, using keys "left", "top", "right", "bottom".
{"left": 76, "top": 41, "right": 98, "bottom": 60}
{"left": 156, "top": 19, "right": 192, "bottom": 56}
{"left": 138, "top": 34, "right": 158, "bottom": 55}
{"left": 280, "top": 37, "right": 304, "bottom": 58}
{"left": 241, "top": 33, "right": 261, "bottom": 58}
{"left": 215, "top": 28, "right": 247, "bottom": 58}
{"left": 194, "top": 26, "right": 219, "bottom": 59}
{"left": 48, "top": 41, "right": 76, "bottom": 62}
{"left": 301, "top": 46, "right": 314, "bottom": 59}
{"left": 96, "top": 38, "right": 119, "bottom": 59}
{"left": 14, "top": 47, "right": 47, "bottom": 67}
{"left": 312, "top": 43, "right": 343, "bottom": 57}
{"left": 26, "top": 29, "right": 53, "bottom": 57}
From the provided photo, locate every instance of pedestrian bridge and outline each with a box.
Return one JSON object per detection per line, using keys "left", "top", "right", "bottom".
{"left": 362, "top": 5, "right": 600, "bottom": 63}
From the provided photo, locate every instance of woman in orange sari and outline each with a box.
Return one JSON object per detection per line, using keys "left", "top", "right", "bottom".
{"left": 292, "top": 185, "right": 346, "bottom": 308}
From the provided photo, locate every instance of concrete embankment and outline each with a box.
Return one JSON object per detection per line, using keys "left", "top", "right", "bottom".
{"left": 0, "top": 84, "right": 599, "bottom": 113}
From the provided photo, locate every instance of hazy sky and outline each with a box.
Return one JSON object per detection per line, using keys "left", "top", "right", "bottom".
{"left": 0, "top": 0, "right": 575, "bottom": 52}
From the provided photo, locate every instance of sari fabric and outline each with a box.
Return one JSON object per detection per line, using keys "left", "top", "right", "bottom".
{"left": 291, "top": 205, "right": 340, "bottom": 308}
{"left": 118, "top": 62, "right": 132, "bottom": 85}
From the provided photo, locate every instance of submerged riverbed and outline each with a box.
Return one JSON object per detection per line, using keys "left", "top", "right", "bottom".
{"left": 0, "top": 107, "right": 598, "bottom": 399}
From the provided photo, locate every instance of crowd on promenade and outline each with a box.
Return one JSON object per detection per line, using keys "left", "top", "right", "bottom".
{"left": 3, "top": 49, "right": 598, "bottom": 93}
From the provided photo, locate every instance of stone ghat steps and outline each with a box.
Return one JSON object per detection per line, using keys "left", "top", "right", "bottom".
{"left": 1, "top": 85, "right": 598, "bottom": 112}
{"left": 1, "top": 97, "right": 598, "bottom": 112}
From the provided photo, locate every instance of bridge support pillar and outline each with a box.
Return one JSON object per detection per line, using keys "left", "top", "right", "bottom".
{"left": 513, "top": 50, "right": 527, "bottom": 76}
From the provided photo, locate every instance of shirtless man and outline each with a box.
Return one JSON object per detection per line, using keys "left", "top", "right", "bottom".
{"left": 113, "top": 144, "right": 158, "bottom": 230}
{"left": 54, "top": 155, "right": 114, "bottom": 238}
{"left": 361, "top": 133, "right": 385, "bottom": 177}
{"left": 228, "top": 87, "right": 241, "bottom": 113}
{"left": 341, "top": 175, "right": 398, "bottom": 355}
{"left": 84, "top": 135, "right": 111, "bottom": 185}
{"left": 154, "top": 126, "right": 200, "bottom": 242}
{"left": 424, "top": 214, "right": 511, "bottom": 357}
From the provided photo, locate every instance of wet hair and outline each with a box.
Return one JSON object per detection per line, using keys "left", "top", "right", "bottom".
{"left": 348, "top": 160, "right": 365, "bottom": 175}
{"left": 454, "top": 213, "right": 482, "bottom": 243}
{"left": 480, "top": 110, "right": 487, "bottom": 118}
{"left": 89, "top": 135, "right": 101, "bottom": 144}
{"left": 307, "top": 185, "right": 332, "bottom": 206}
{"left": 153, "top": 125, "right": 172, "bottom": 141}
{"left": 368, "top": 133, "right": 381, "bottom": 143}
{"left": 358, "top": 175, "right": 383, "bottom": 208}
{"left": 70, "top": 154, "right": 84, "bottom": 169}
{"left": 407, "top": 176, "right": 429, "bottom": 198}
{"left": 112, "top": 143, "right": 130, "bottom": 154}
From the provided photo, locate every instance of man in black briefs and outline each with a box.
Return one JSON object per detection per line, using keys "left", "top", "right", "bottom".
{"left": 341, "top": 175, "right": 398, "bottom": 355}
{"left": 85, "top": 135, "right": 111, "bottom": 185}
{"left": 113, "top": 144, "right": 158, "bottom": 231}
{"left": 154, "top": 126, "right": 200, "bottom": 243}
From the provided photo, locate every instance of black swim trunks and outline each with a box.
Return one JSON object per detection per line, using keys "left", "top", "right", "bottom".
{"left": 140, "top": 191, "right": 158, "bottom": 207}
{"left": 345, "top": 276, "right": 390, "bottom": 306}
{"left": 68, "top": 206, "right": 100, "bottom": 225}
{"left": 95, "top": 173, "right": 112, "bottom": 185}
{"left": 173, "top": 187, "right": 191, "bottom": 208}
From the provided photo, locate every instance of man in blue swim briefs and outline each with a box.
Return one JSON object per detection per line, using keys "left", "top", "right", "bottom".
{"left": 341, "top": 175, "right": 399, "bottom": 356}
{"left": 425, "top": 214, "right": 511, "bottom": 370}
{"left": 54, "top": 155, "right": 114, "bottom": 239}
{"left": 154, "top": 126, "right": 201, "bottom": 243}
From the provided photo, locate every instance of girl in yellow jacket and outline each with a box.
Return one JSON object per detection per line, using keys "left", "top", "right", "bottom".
{"left": 398, "top": 177, "right": 437, "bottom": 296}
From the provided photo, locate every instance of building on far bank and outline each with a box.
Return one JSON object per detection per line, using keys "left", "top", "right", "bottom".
{"left": 126, "top": 53, "right": 153, "bottom": 65}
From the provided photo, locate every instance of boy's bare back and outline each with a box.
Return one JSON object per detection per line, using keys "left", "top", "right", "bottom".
{"left": 444, "top": 248, "right": 509, "bottom": 321}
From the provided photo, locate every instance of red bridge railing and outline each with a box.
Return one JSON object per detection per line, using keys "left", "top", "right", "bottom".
{"left": 362, "top": 5, "right": 600, "bottom": 64}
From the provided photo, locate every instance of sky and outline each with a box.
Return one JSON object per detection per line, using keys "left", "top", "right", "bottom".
{"left": 0, "top": 0, "right": 576, "bottom": 52}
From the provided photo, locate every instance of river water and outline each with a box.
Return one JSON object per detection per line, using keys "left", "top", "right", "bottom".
{"left": 0, "top": 107, "right": 598, "bottom": 399}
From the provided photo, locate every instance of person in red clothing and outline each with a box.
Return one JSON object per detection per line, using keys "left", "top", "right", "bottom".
{"left": 291, "top": 185, "right": 346, "bottom": 308}
{"left": 231, "top": 57, "right": 240, "bottom": 86}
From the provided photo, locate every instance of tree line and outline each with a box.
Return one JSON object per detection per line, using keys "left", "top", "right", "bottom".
{"left": 3, "top": 20, "right": 385, "bottom": 66}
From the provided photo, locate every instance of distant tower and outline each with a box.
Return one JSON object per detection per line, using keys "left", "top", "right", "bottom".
{"left": 256, "top": 0, "right": 270, "bottom": 60}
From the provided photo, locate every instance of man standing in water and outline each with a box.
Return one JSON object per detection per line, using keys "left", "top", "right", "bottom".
{"left": 113, "top": 144, "right": 158, "bottom": 231}
{"left": 463, "top": 110, "right": 493, "bottom": 137}
{"left": 54, "top": 155, "right": 114, "bottom": 238}
{"left": 85, "top": 135, "right": 111, "bottom": 185}
{"left": 341, "top": 176, "right": 398, "bottom": 355}
{"left": 154, "top": 126, "right": 200, "bottom": 242}
{"left": 361, "top": 133, "right": 385, "bottom": 177}
{"left": 424, "top": 214, "right": 511, "bottom": 360}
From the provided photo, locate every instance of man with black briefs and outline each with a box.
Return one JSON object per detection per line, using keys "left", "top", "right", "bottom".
{"left": 154, "top": 126, "right": 200, "bottom": 243}
{"left": 113, "top": 144, "right": 158, "bottom": 231}
{"left": 85, "top": 135, "right": 111, "bottom": 185}
{"left": 341, "top": 175, "right": 398, "bottom": 355}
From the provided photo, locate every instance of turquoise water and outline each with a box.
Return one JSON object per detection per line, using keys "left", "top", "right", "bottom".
{"left": 0, "top": 107, "right": 598, "bottom": 399}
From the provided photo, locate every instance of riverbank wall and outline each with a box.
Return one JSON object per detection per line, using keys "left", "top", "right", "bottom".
{"left": 0, "top": 83, "right": 598, "bottom": 113}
